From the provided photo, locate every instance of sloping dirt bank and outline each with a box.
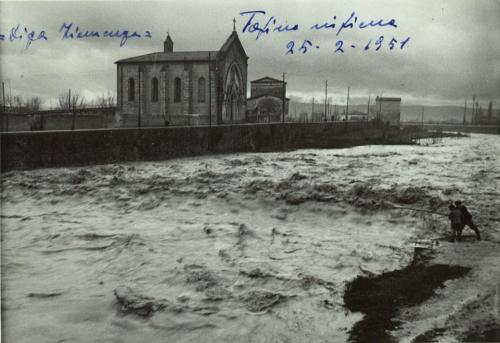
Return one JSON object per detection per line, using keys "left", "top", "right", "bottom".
{"left": 344, "top": 259, "right": 470, "bottom": 342}
{"left": 344, "top": 235, "right": 500, "bottom": 343}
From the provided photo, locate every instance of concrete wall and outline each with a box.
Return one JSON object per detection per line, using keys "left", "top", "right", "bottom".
{"left": 401, "top": 123, "right": 500, "bottom": 135}
{"left": 1, "top": 122, "right": 397, "bottom": 172}
{"left": 0, "top": 113, "right": 116, "bottom": 132}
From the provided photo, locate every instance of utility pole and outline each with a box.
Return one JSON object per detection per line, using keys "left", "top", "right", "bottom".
{"left": 346, "top": 87, "right": 350, "bottom": 120}
{"left": 378, "top": 94, "right": 383, "bottom": 122}
{"left": 367, "top": 96, "right": 371, "bottom": 119}
{"left": 475, "top": 100, "right": 479, "bottom": 124}
{"left": 138, "top": 70, "right": 142, "bottom": 128}
{"left": 421, "top": 106, "right": 424, "bottom": 128}
{"left": 312, "top": 97, "right": 315, "bottom": 121}
{"left": 1, "top": 81, "right": 4, "bottom": 112}
{"left": 72, "top": 101, "right": 76, "bottom": 131}
{"left": 69, "top": 88, "right": 75, "bottom": 130}
{"left": 282, "top": 72, "right": 286, "bottom": 123}
{"left": 463, "top": 98, "right": 467, "bottom": 125}
{"left": 2, "top": 81, "right": 7, "bottom": 132}
{"left": 327, "top": 97, "right": 330, "bottom": 120}
{"left": 472, "top": 95, "right": 476, "bottom": 125}
{"left": 324, "top": 80, "right": 328, "bottom": 122}
{"left": 208, "top": 52, "right": 212, "bottom": 128}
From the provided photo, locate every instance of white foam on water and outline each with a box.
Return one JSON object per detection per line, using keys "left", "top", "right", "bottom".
{"left": 1, "top": 134, "right": 499, "bottom": 342}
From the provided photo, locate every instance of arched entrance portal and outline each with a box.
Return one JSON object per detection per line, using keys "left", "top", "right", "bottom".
{"left": 223, "top": 63, "right": 244, "bottom": 122}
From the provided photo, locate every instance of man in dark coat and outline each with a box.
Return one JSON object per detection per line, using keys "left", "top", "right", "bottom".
{"left": 455, "top": 201, "right": 481, "bottom": 240}
{"left": 448, "top": 204, "right": 463, "bottom": 242}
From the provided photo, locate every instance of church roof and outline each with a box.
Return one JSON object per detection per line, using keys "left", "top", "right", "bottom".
{"left": 116, "top": 51, "right": 218, "bottom": 64}
{"left": 247, "top": 94, "right": 290, "bottom": 101}
{"left": 219, "top": 31, "right": 248, "bottom": 59}
{"left": 251, "top": 76, "right": 285, "bottom": 84}
{"left": 115, "top": 30, "right": 248, "bottom": 64}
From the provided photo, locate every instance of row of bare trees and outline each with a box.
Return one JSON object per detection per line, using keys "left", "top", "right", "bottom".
{"left": 56, "top": 91, "right": 115, "bottom": 111}
{"left": 3, "top": 94, "right": 43, "bottom": 112}
{"left": 2, "top": 91, "right": 115, "bottom": 113}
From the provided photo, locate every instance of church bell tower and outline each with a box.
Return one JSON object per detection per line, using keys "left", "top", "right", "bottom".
{"left": 164, "top": 33, "right": 173, "bottom": 52}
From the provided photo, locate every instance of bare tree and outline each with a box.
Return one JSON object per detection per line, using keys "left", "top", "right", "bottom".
{"left": 94, "top": 92, "right": 116, "bottom": 108}
{"left": 4, "top": 94, "right": 12, "bottom": 108}
{"left": 57, "top": 91, "right": 86, "bottom": 110}
{"left": 2, "top": 93, "right": 41, "bottom": 113}
{"left": 5, "top": 94, "right": 23, "bottom": 110}
{"left": 472, "top": 100, "right": 479, "bottom": 124}
{"left": 12, "top": 95, "right": 24, "bottom": 112}
{"left": 25, "top": 96, "right": 42, "bottom": 111}
{"left": 487, "top": 101, "right": 493, "bottom": 124}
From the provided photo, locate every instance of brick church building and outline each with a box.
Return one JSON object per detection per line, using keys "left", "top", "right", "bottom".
{"left": 115, "top": 26, "right": 248, "bottom": 126}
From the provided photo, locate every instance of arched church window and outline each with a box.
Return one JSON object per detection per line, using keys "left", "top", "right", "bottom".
{"left": 174, "top": 77, "right": 182, "bottom": 103}
{"left": 224, "top": 63, "right": 243, "bottom": 121}
{"left": 151, "top": 77, "right": 159, "bottom": 102}
{"left": 128, "top": 78, "right": 135, "bottom": 101}
{"left": 198, "top": 77, "right": 206, "bottom": 103}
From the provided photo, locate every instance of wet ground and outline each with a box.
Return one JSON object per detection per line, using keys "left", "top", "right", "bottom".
{"left": 1, "top": 134, "right": 499, "bottom": 342}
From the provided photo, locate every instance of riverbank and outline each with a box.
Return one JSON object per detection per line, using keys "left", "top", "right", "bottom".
{"left": 401, "top": 123, "right": 500, "bottom": 135}
{"left": 388, "top": 239, "right": 500, "bottom": 343}
{"left": 344, "top": 238, "right": 500, "bottom": 343}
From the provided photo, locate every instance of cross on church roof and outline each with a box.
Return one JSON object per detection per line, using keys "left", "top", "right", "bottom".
{"left": 233, "top": 18, "right": 236, "bottom": 32}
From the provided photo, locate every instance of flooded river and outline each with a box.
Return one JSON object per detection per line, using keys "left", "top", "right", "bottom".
{"left": 2, "top": 134, "right": 499, "bottom": 342}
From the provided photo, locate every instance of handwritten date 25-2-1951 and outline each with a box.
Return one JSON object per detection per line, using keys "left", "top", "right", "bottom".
{"left": 286, "top": 36, "right": 411, "bottom": 55}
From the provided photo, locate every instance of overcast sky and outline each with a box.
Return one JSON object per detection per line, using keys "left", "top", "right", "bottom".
{"left": 1, "top": 0, "right": 499, "bottom": 108}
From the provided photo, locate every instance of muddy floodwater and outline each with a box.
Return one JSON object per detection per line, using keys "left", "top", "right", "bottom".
{"left": 2, "top": 134, "right": 499, "bottom": 343}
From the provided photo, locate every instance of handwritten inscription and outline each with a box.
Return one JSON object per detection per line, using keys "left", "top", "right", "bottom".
{"left": 310, "top": 11, "right": 398, "bottom": 36}
{"left": 240, "top": 10, "right": 299, "bottom": 40}
{"left": 240, "top": 10, "right": 410, "bottom": 55}
{"left": 286, "top": 36, "right": 411, "bottom": 55}
{"left": 59, "top": 23, "right": 152, "bottom": 47}
{"left": 0, "top": 23, "right": 152, "bottom": 49}
{"left": 0, "top": 24, "right": 48, "bottom": 49}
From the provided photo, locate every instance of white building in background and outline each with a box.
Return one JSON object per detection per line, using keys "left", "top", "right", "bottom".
{"left": 375, "top": 97, "right": 401, "bottom": 125}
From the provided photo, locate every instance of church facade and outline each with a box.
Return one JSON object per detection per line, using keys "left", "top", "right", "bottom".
{"left": 115, "top": 28, "right": 248, "bottom": 126}
{"left": 246, "top": 76, "right": 289, "bottom": 123}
